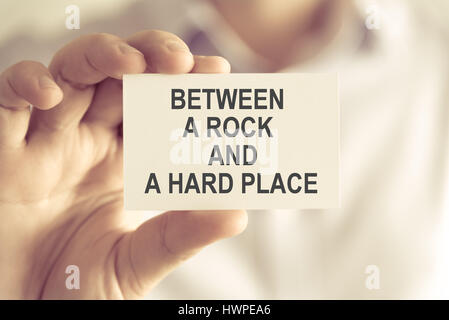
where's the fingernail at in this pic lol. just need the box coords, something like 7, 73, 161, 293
166, 41, 190, 53
119, 44, 142, 56
39, 75, 58, 89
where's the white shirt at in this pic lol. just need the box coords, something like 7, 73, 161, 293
146, 0, 449, 299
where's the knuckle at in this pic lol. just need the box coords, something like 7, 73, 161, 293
158, 214, 179, 258
10, 60, 43, 73
158, 213, 191, 262
133, 29, 185, 43
0, 61, 44, 92
88, 32, 120, 45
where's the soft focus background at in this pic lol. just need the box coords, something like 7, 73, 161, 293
1, 0, 449, 299
1, 0, 449, 69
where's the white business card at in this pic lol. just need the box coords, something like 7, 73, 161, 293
123, 73, 339, 210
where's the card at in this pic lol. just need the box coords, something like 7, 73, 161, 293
123, 73, 339, 210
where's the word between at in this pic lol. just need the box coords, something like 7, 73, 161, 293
171, 88, 283, 110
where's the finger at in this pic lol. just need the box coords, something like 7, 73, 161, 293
29, 33, 146, 134
191, 55, 231, 73
82, 78, 123, 129
83, 31, 195, 130
126, 30, 194, 74
0, 61, 62, 148
115, 210, 247, 298
84, 54, 231, 131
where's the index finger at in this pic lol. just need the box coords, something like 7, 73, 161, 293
49, 33, 146, 87
126, 30, 195, 74
29, 33, 147, 134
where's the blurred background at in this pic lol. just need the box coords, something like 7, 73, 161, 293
1, 0, 449, 299
1, 0, 448, 70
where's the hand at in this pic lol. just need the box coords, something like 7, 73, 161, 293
0, 30, 247, 299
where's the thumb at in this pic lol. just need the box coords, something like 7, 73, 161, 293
114, 210, 247, 298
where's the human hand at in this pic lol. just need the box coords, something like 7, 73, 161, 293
0, 30, 247, 299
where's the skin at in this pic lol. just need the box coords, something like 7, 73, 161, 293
0, 30, 247, 299
0, 0, 345, 300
